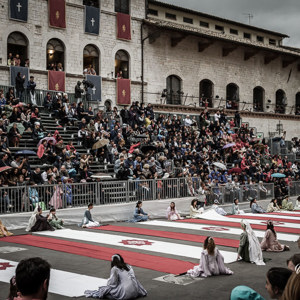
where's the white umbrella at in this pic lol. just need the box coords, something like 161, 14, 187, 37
213, 162, 227, 170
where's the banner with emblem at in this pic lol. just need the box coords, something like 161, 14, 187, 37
86, 75, 102, 101
117, 78, 131, 105
10, 66, 29, 88
85, 5, 100, 35
48, 71, 65, 92
49, 0, 66, 28
117, 13, 131, 40
10, 0, 28, 22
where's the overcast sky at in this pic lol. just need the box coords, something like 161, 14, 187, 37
162, 0, 300, 47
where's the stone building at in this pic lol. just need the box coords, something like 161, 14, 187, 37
0, 0, 299, 138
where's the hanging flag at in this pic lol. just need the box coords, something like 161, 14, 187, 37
10, 66, 29, 88
117, 13, 131, 40
117, 79, 131, 105
48, 71, 65, 92
10, 0, 28, 22
49, 0, 66, 28
86, 75, 102, 101
85, 6, 100, 35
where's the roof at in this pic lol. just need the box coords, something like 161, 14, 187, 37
148, 0, 289, 38
144, 18, 300, 58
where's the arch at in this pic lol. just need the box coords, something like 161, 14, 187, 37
46, 38, 65, 71
199, 79, 214, 108
83, 0, 100, 8
7, 31, 29, 66
295, 92, 300, 115
253, 86, 264, 112
226, 83, 239, 110
104, 99, 112, 112
115, 49, 130, 79
275, 89, 286, 114
166, 75, 182, 105
115, 0, 130, 14
83, 44, 100, 75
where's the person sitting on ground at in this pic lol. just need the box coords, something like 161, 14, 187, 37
80, 203, 100, 228
47, 208, 64, 229
281, 266, 300, 300
281, 195, 294, 211
260, 220, 289, 252
212, 199, 227, 216
190, 199, 204, 218
15, 257, 51, 300
84, 254, 147, 299
265, 267, 293, 300
131, 200, 149, 222
237, 220, 265, 265
267, 198, 281, 213
166, 201, 183, 221
294, 196, 300, 210
187, 236, 233, 278
26, 206, 54, 232
286, 254, 300, 271
231, 198, 244, 215
250, 198, 266, 213
0, 219, 13, 237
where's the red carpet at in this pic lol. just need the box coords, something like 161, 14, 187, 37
178, 219, 300, 234
91, 225, 239, 248
228, 215, 300, 224
269, 212, 300, 217
3, 235, 195, 274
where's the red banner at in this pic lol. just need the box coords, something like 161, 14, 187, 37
49, 0, 66, 28
48, 71, 65, 92
117, 79, 131, 105
117, 13, 131, 40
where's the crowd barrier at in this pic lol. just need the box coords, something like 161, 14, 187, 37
0, 179, 277, 214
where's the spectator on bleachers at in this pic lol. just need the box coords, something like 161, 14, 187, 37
8, 122, 22, 147
31, 167, 43, 185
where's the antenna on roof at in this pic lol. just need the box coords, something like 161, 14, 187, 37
243, 13, 253, 25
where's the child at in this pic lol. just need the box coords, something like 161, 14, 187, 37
47, 208, 64, 229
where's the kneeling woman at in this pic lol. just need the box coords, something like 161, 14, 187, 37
187, 236, 233, 278
85, 254, 147, 299
132, 201, 149, 222
167, 202, 183, 221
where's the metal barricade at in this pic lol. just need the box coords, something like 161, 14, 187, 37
289, 181, 300, 197
0, 185, 28, 214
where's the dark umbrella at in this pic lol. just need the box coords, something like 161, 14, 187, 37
0, 166, 12, 173
228, 167, 242, 174
15, 150, 37, 156
141, 145, 157, 153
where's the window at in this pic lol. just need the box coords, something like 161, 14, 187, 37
215, 25, 224, 31
115, 0, 129, 14
165, 12, 176, 20
230, 28, 238, 35
257, 35, 264, 43
244, 32, 251, 39
200, 21, 209, 28
46, 38, 65, 71
83, 0, 99, 8
148, 9, 158, 16
269, 39, 276, 46
166, 75, 182, 105
183, 17, 193, 24
199, 79, 214, 108
275, 89, 286, 114
226, 83, 239, 110
253, 86, 265, 112
7, 32, 28, 67
83, 44, 99, 75
295, 92, 300, 115
115, 50, 129, 79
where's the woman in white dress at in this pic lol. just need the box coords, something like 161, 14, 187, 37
190, 199, 204, 218
267, 199, 281, 213
85, 254, 147, 299
166, 202, 183, 221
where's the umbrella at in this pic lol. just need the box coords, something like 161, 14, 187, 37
92, 139, 109, 150
15, 150, 37, 156
38, 137, 57, 147
0, 166, 12, 173
271, 173, 286, 178
228, 167, 242, 174
6, 123, 25, 135
223, 143, 236, 149
141, 145, 157, 153
213, 162, 227, 170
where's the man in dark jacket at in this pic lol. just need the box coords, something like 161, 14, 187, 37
15, 72, 25, 101
27, 76, 37, 106
75, 81, 84, 103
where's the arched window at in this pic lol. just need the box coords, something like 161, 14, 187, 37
275, 89, 286, 114
166, 75, 182, 105
226, 83, 239, 110
7, 32, 29, 66
295, 92, 300, 115
199, 79, 214, 107
115, 0, 129, 14
253, 86, 264, 112
83, 44, 99, 75
46, 38, 65, 71
104, 100, 112, 112
115, 50, 129, 79
83, 0, 99, 7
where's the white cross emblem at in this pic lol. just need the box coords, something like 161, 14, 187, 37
17, 2, 22, 12
92, 86, 96, 94
91, 18, 95, 27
